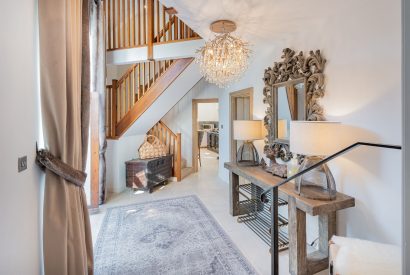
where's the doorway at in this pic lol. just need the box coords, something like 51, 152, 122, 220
230, 88, 254, 162
192, 98, 219, 173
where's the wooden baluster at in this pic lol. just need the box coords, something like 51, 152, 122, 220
112, 80, 118, 137
118, 82, 122, 118
167, 13, 171, 41
127, 0, 130, 47
180, 21, 184, 39
132, 67, 135, 104
137, 64, 141, 100
153, 61, 156, 82
171, 15, 178, 40
107, 0, 111, 49
137, 0, 141, 45
147, 0, 154, 59
148, 61, 151, 89
128, 73, 132, 109
131, 0, 135, 46
143, 0, 146, 44
162, 4, 166, 42
121, 0, 125, 47
112, 0, 120, 49
127, 77, 130, 111
143, 62, 146, 94
121, 80, 124, 115
174, 17, 178, 40
122, 82, 126, 117
156, 0, 160, 42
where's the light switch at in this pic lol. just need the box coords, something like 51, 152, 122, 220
18, 156, 27, 172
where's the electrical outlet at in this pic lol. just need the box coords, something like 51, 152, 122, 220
18, 156, 27, 172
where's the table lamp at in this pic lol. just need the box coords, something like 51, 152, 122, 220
277, 119, 288, 140
290, 121, 341, 200
233, 120, 263, 166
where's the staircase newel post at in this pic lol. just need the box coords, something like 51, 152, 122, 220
147, 0, 154, 60
112, 79, 118, 137
176, 133, 182, 181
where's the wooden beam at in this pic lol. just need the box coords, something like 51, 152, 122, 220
90, 92, 100, 209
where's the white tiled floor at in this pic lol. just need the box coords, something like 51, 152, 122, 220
90, 149, 326, 275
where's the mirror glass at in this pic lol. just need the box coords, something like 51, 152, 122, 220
274, 79, 305, 142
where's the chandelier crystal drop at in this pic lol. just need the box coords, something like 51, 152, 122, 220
196, 27, 251, 88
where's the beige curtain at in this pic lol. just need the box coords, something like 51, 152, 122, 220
38, 0, 93, 274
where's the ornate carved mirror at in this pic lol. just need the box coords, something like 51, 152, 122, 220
263, 48, 326, 177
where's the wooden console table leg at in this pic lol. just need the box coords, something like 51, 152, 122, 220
306, 212, 337, 274
288, 197, 307, 275
229, 172, 240, 216
319, 211, 336, 255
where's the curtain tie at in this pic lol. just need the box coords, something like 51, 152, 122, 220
36, 143, 87, 187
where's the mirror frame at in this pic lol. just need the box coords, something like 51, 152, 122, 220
263, 48, 326, 164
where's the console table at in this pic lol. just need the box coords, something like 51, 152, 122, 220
224, 162, 355, 275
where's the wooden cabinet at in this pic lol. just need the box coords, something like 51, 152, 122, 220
125, 155, 173, 193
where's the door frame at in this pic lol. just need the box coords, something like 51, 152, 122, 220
192, 98, 219, 172
230, 87, 254, 162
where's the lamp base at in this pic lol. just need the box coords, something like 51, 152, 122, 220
236, 141, 259, 166
295, 156, 336, 201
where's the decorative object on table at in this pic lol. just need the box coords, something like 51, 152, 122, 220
262, 48, 327, 178
138, 134, 167, 159
125, 155, 172, 193
264, 124, 292, 178
290, 121, 342, 200
196, 20, 252, 88
233, 120, 263, 166
287, 155, 300, 183
260, 158, 267, 169
94, 196, 257, 275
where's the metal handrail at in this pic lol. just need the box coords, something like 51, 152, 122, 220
265, 142, 401, 275
261, 142, 402, 203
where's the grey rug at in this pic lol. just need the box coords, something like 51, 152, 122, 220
94, 195, 257, 275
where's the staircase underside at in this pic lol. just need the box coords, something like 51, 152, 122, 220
107, 39, 204, 65
123, 59, 201, 136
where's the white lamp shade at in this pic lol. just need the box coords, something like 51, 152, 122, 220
290, 121, 342, 156
233, 120, 263, 141
278, 119, 288, 139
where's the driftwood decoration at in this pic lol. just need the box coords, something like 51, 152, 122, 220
263, 48, 326, 172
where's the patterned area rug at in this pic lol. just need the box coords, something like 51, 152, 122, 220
94, 195, 257, 275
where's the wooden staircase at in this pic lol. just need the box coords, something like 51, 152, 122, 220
147, 120, 181, 181
105, 57, 194, 138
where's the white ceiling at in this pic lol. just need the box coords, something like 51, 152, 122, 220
159, 0, 356, 46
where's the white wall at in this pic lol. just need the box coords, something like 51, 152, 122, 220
106, 135, 146, 193
217, 0, 402, 247
162, 78, 222, 167
198, 102, 219, 121
0, 0, 43, 274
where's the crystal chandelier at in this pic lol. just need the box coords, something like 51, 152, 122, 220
196, 20, 251, 88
